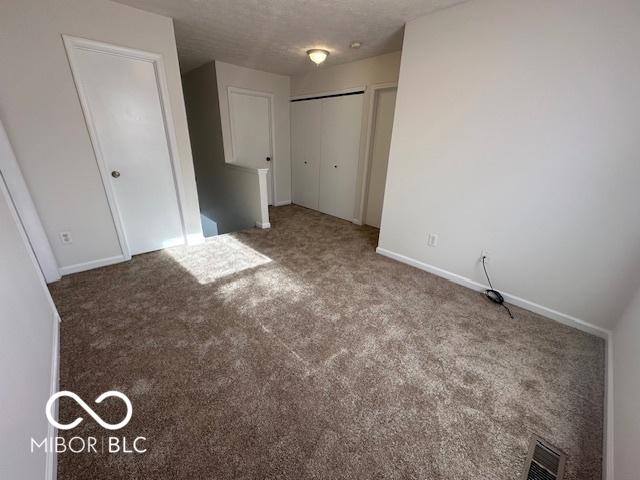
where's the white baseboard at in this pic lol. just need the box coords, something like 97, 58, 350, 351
274, 200, 292, 207
187, 233, 206, 246
376, 246, 614, 478
58, 254, 126, 276
605, 333, 614, 480
255, 221, 271, 229
46, 312, 60, 480
375, 247, 610, 339
352, 218, 363, 226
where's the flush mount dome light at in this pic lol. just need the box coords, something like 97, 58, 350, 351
307, 49, 329, 65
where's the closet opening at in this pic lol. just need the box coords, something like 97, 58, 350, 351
290, 90, 364, 222
291, 89, 365, 102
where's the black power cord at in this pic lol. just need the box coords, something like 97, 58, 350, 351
481, 255, 514, 319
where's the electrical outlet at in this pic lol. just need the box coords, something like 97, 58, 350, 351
480, 249, 490, 263
60, 232, 73, 244
427, 233, 439, 247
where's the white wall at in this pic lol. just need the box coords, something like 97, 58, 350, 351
291, 52, 401, 222
0, 0, 202, 272
215, 61, 292, 206
379, 0, 640, 330
0, 177, 58, 479
613, 284, 640, 479
183, 62, 266, 235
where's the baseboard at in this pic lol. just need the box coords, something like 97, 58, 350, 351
375, 247, 610, 339
187, 232, 206, 246
46, 312, 60, 480
376, 246, 614, 478
58, 255, 126, 276
274, 200, 292, 207
255, 221, 271, 229
352, 218, 363, 226
605, 332, 614, 480
46, 271, 62, 284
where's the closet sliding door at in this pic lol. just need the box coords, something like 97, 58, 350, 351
318, 94, 363, 221
290, 92, 363, 221
291, 99, 322, 210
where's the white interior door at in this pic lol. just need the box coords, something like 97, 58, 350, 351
69, 41, 184, 256
229, 90, 274, 205
291, 99, 321, 210
365, 87, 397, 228
318, 94, 363, 221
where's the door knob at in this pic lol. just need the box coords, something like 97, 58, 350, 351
111, 170, 121, 178
266, 156, 271, 162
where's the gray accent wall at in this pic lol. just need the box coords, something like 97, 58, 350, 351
182, 62, 263, 235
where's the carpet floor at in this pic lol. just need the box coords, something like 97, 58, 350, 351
50, 205, 604, 480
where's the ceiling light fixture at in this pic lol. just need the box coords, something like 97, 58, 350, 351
307, 49, 329, 65
350, 41, 362, 49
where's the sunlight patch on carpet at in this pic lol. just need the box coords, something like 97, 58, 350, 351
164, 235, 272, 284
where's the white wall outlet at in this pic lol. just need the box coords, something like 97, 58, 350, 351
480, 249, 490, 263
60, 232, 73, 244
427, 233, 439, 247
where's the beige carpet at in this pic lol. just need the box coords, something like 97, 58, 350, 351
50, 204, 604, 479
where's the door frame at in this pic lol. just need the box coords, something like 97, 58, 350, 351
0, 119, 61, 283
0, 161, 61, 480
227, 86, 277, 205
357, 82, 398, 226
62, 35, 188, 261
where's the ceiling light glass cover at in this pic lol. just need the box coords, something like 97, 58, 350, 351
307, 49, 329, 65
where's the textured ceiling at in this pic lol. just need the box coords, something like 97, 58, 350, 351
112, 0, 468, 75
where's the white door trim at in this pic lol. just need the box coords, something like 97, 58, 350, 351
227, 86, 277, 205
46, 311, 60, 480
357, 82, 398, 225
0, 120, 61, 283
1, 167, 61, 480
62, 35, 188, 261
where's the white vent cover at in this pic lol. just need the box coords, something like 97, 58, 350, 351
521, 435, 567, 480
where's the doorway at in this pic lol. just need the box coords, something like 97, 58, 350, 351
363, 86, 397, 228
64, 36, 186, 258
228, 87, 275, 205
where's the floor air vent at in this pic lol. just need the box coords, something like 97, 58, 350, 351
521, 436, 566, 480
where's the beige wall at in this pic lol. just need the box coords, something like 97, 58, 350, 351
379, 0, 640, 330
215, 61, 292, 205
614, 285, 640, 480
0, 0, 202, 271
291, 52, 401, 221
183, 63, 265, 235
291, 51, 401, 98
